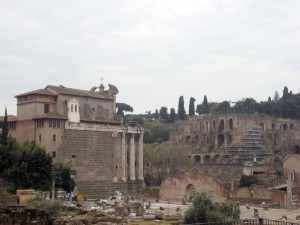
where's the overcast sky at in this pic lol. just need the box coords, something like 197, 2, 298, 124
1, 0, 299, 115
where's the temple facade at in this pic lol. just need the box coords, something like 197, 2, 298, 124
8, 82, 144, 196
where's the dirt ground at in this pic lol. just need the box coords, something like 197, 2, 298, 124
240, 205, 300, 222
152, 201, 300, 222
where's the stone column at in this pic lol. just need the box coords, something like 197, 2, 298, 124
121, 132, 127, 181
130, 133, 136, 180
138, 133, 144, 180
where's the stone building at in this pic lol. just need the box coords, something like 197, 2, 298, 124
7, 82, 144, 196
160, 111, 300, 204
172, 111, 300, 166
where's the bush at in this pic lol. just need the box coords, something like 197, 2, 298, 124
25, 195, 63, 217
239, 174, 259, 187
183, 192, 240, 224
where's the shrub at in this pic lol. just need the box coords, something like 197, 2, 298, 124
25, 195, 63, 217
183, 192, 240, 224
239, 174, 259, 187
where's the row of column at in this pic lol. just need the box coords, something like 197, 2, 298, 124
121, 132, 143, 181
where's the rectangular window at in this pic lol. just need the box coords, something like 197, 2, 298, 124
53, 120, 56, 128
53, 134, 56, 142
36, 120, 44, 128
72, 155, 76, 158
44, 104, 49, 113
49, 120, 52, 128
52, 151, 56, 158
57, 121, 60, 128
39, 134, 41, 142
9, 122, 16, 130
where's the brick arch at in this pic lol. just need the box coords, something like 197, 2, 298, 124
212, 154, 221, 164
218, 119, 225, 132
186, 184, 196, 202
217, 134, 225, 147
228, 118, 233, 130
194, 155, 201, 164
203, 155, 211, 164
205, 121, 209, 133
205, 136, 210, 145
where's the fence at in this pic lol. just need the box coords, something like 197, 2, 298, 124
184, 218, 300, 225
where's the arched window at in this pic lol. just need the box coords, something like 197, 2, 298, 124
229, 119, 233, 130
194, 155, 201, 164
219, 120, 225, 132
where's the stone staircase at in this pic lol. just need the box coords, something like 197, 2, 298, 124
0, 175, 17, 206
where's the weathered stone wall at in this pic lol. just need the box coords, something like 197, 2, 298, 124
57, 129, 122, 182
78, 180, 144, 198
57, 128, 145, 196
229, 186, 272, 200
191, 164, 243, 187
159, 171, 227, 202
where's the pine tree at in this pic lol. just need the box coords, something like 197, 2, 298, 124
189, 97, 196, 116
178, 96, 186, 120
282, 86, 289, 100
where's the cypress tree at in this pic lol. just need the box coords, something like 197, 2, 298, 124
178, 96, 186, 120
154, 109, 159, 120
1, 107, 9, 146
202, 95, 210, 114
170, 108, 176, 123
189, 97, 196, 116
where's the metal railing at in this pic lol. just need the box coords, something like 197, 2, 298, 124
184, 218, 300, 225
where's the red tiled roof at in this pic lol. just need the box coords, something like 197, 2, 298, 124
15, 89, 57, 98
33, 113, 68, 120
46, 85, 114, 100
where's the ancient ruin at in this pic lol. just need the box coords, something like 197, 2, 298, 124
6, 82, 144, 197
159, 110, 300, 207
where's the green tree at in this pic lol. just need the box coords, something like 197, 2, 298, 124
282, 86, 290, 100
0, 136, 20, 173
196, 95, 210, 115
239, 174, 259, 187
169, 108, 176, 123
202, 95, 210, 114
154, 109, 159, 120
1, 107, 9, 146
116, 103, 133, 117
189, 97, 196, 116
234, 98, 258, 112
143, 123, 171, 143
184, 192, 240, 224
4, 139, 53, 192
53, 163, 76, 193
178, 96, 186, 120
159, 106, 169, 123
